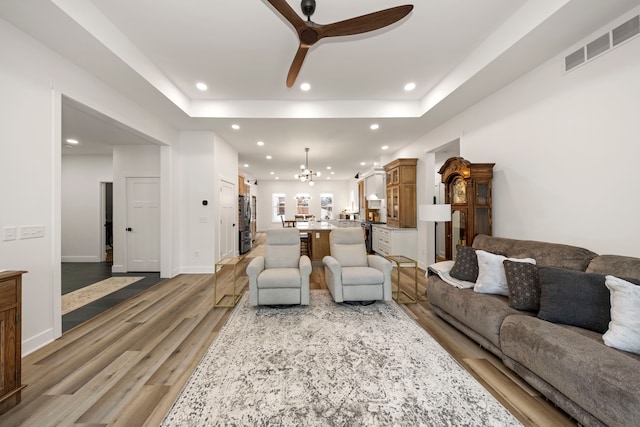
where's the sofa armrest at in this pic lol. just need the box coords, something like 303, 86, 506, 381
247, 256, 264, 306
367, 254, 392, 274
299, 255, 312, 277
322, 255, 344, 302
367, 255, 393, 301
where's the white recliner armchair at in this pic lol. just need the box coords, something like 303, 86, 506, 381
247, 228, 311, 306
322, 228, 392, 303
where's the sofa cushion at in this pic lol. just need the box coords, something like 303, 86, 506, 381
330, 228, 368, 267
537, 267, 610, 334
257, 268, 302, 288
503, 260, 540, 312
501, 315, 640, 427
449, 245, 479, 282
603, 275, 640, 355
264, 228, 301, 269
341, 266, 383, 286
426, 276, 527, 351
474, 250, 535, 296
472, 234, 597, 271
586, 254, 640, 281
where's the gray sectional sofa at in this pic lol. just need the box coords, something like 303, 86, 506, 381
426, 235, 640, 427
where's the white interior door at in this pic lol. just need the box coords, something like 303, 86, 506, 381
126, 177, 160, 272
219, 179, 236, 258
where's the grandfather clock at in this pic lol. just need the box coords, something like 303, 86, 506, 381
439, 157, 494, 260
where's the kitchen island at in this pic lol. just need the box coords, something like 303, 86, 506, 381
296, 221, 362, 261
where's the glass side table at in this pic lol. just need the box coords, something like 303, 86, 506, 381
214, 256, 243, 308
385, 255, 418, 304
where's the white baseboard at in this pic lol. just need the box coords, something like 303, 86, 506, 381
61, 255, 100, 263
180, 266, 215, 274
22, 328, 55, 356
111, 264, 126, 273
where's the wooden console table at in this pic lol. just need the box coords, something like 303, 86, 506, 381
0, 270, 27, 414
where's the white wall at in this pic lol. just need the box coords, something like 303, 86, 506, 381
178, 132, 216, 273
255, 179, 354, 231
0, 18, 178, 354
390, 23, 640, 265
111, 145, 161, 273
61, 154, 113, 262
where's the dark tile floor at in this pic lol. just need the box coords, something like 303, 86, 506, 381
62, 262, 163, 332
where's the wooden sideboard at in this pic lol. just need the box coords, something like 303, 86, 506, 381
0, 270, 26, 414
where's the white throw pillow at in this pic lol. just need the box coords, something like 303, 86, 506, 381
474, 250, 535, 296
603, 275, 640, 355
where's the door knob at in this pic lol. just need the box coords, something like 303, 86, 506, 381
126, 227, 132, 232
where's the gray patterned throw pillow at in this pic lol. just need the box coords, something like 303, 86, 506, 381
449, 246, 479, 282
503, 260, 540, 312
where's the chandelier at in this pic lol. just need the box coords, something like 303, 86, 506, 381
294, 147, 321, 186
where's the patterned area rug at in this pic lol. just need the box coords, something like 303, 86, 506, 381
62, 276, 143, 315
161, 291, 522, 426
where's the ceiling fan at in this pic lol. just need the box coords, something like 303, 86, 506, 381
266, 0, 414, 87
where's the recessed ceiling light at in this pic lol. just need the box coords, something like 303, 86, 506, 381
330, 171, 335, 175
404, 82, 416, 91
370, 123, 379, 130
196, 82, 208, 91
243, 164, 249, 167
300, 82, 311, 91
231, 124, 240, 130
66, 138, 79, 144
257, 141, 264, 146
266, 155, 272, 159
327, 176, 331, 180
275, 177, 279, 180
270, 171, 275, 175
360, 162, 366, 166
381, 145, 389, 150
326, 166, 332, 170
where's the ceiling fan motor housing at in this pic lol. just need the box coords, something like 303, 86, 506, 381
301, 0, 316, 18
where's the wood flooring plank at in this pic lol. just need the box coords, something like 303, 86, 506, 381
464, 358, 575, 427
145, 308, 230, 387
105, 385, 171, 427
75, 317, 205, 425
41, 351, 141, 426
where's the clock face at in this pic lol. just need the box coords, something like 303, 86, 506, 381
452, 177, 467, 204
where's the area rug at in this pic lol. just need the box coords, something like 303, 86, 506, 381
62, 276, 143, 315
161, 290, 522, 426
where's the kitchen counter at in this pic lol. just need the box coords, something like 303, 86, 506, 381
295, 221, 335, 231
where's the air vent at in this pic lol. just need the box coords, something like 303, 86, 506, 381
612, 15, 640, 46
564, 14, 639, 73
586, 34, 610, 60
565, 48, 585, 71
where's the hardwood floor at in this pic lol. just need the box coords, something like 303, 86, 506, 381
0, 233, 576, 426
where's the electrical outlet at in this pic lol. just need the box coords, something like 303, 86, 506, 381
19, 225, 45, 240
2, 226, 16, 241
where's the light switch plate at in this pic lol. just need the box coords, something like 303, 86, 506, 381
3, 226, 16, 241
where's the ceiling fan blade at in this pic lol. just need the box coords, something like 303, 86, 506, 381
265, 0, 305, 30
318, 5, 413, 39
287, 45, 310, 87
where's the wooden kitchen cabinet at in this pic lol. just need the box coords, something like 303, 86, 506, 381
0, 270, 26, 414
372, 225, 417, 260
384, 158, 417, 228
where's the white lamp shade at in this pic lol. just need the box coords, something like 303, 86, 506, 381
419, 204, 452, 222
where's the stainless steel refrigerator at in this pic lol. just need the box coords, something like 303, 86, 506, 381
239, 195, 252, 254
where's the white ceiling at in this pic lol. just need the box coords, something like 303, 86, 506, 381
2, 0, 640, 180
